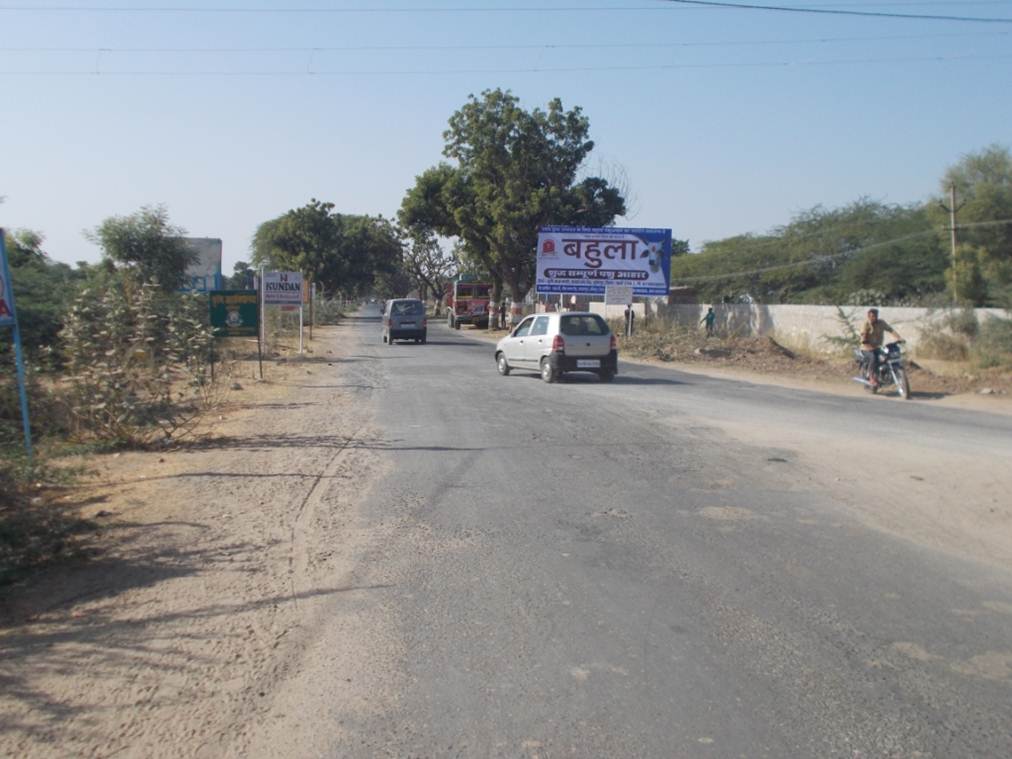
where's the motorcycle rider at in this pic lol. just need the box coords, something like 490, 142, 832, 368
860, 308, 902, 388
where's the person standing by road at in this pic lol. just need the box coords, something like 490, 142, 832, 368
701, 306, 717, 337
624, 304, 636, 337
860, 308, 902, 389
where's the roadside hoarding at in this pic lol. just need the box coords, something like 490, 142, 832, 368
181, 237, 224, 292
209, 290, 259, 338
262, 271, 303, 305
536, 226, 672, 297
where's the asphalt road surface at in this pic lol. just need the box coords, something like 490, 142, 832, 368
327, 306, 1012, 758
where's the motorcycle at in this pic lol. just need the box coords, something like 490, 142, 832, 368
852, 341, 911, 399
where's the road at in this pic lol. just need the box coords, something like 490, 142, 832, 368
270, 306, 1012, 758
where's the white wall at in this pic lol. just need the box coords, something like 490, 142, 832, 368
651, 304, 1008, 354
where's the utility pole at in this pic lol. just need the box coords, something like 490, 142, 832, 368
939, 183, 964, 305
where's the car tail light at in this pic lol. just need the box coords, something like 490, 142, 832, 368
610, 334, 617, 350
552, 334, 565, 352
422, 319, 428, 327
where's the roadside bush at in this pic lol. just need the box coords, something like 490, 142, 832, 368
61, 279, 216, 446
917, 331, 970, 361
972, 316, 1012, 368
0, 454, 95, 585
945, 308, 979, 339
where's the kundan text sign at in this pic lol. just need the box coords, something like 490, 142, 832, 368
536, 226, 672, 297
262, 271, 303, 305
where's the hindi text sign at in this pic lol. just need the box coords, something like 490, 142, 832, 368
536, 226, 672, 297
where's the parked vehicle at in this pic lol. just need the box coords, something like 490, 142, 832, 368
495, 312, 617, 383
382, 298, 427, 344
445, 278, 491, 329
852, 340, 911, 399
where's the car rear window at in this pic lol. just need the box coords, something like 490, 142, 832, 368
560, 314, 609, 336
391, 301, 424, 316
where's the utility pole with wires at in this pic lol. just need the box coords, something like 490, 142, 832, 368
939, 183, 965, 304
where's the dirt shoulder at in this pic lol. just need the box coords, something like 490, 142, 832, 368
0, 324, 387, 759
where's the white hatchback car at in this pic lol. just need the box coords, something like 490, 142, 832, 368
494, 312, 618, 383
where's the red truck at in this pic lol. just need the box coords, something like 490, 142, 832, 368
445, 278, 491, 330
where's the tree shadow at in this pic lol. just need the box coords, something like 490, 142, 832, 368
0, 518, 394, 744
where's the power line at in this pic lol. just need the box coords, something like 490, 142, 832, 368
9, 1, 1003, 15
3, 29, 1008, 54
659, 0, 1012, 24
2, 51, 1010, 76
672, 219, 1012, 284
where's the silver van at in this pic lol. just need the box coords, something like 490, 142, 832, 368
494, 312, 617, 382
382, 298, 427, 344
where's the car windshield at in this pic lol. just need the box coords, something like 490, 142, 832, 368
392, 301, 424, 316
560, 314, 608, 336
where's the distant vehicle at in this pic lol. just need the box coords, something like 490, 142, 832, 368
495, 312, 617, 383
445, 278, 490, 329
382, 298, 427, 344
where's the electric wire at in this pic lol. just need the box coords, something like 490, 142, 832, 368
672, 219, 1012, 284
3, 51, 1010, 76
1, 1, 1010, 16
2, 29, 1008, 54
659, 0, 1012, 23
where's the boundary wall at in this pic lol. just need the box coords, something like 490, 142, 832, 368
589, 302, 1008, 354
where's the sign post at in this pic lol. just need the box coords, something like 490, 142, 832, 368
0, 229, 32, 462
262, 271, 304, 355
209, 289, 261, 381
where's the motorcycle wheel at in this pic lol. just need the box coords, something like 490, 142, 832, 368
895, 367, 911, 400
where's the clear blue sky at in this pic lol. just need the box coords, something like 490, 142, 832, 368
2, 0, 1011, 273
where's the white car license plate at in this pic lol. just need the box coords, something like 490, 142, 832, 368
400, 321, 415, 327
576, 359, 600, 368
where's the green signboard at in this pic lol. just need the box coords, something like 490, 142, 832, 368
209, 290, 259, 337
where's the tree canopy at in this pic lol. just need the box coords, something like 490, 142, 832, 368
88, 205, 195, 291
669, 200, 944, 305
2, 230, 84, 351
931, 144, 1012, 306
251, 200, 403, 297
400, 89, 626, 301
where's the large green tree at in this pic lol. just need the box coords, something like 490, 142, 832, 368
669, 199, 943, 305
931, 144, 1012, 306
88, 205, 195, 290
401, 89, 626, 303
1, 230, 84, 350
252, 200, 403, 297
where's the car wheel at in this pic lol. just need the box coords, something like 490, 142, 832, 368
421, 335, 427, 345
540, 358, 557, 383
496, 352, 511, 376
382, 334, 387, 344
599, 370, 615, 383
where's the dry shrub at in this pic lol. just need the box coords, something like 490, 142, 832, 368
60, 280, 216, 446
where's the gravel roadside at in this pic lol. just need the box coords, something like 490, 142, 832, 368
0, 323, 385, 759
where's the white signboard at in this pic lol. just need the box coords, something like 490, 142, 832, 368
604, 285, 634, 306
182, 237, 223, 292
263, 271, 303, 305
536, 226, 672, 296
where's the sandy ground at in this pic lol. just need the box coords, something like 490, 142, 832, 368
0, 324, 391, 759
